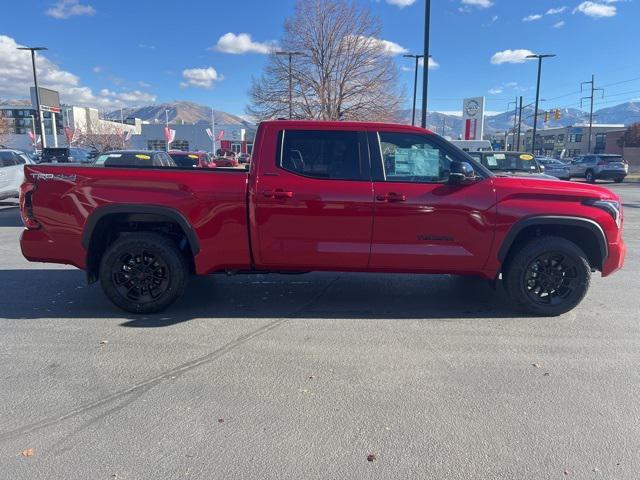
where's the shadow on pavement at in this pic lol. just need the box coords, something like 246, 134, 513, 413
0, 268, 525, 325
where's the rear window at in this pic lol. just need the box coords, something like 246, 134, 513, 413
279, 130, 363, 180
599, 155, 623, 164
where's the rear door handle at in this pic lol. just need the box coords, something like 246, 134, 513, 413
263, 189, 294, 199
377, 192, 406, 203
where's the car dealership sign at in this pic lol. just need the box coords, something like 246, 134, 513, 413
462, 97, 485, 141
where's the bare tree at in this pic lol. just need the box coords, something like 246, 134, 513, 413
0, 115, 10, 146
74, 122, 131, 152
248, 0, 403, 122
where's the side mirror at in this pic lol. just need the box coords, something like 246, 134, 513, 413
449, 161, 476, 185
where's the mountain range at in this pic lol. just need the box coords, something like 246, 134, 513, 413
104, 101, 250, 126
3, 98, 639, 136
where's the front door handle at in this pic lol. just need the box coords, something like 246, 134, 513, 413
263, 189, 294, 199
377, 192, 406, 203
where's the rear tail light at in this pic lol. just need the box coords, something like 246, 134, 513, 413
19, 182, 40, 229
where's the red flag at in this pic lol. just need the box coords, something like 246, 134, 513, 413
163, 127, 176, 143
217, 130, 224, 141
28, 130, 36, 143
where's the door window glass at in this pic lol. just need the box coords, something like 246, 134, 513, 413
377, 132, 456, 183
0, 152, 17, 167
279, 130, 362, 180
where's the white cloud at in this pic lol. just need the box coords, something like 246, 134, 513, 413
489, 81, 521, 95
213, 33, 275, 55
92, 66, 102, 73
138, 81, 151, 88
546, 6, 567, 15
180, 67, 223, 89
402, 57, 440, 71
0, 35, 154, 108
488, 87, 504, 95
491, 49, 535, 64
99, 89, 156, 103
523, 14, 543, 22
461, 0, 493, 8
138, 43, 156, 50
385, 0, 416, 7
573, 1, 617, 18
553, 20, 566, 27
45, 0, 95, 19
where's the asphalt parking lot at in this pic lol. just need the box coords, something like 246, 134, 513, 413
0, 183, 639, 480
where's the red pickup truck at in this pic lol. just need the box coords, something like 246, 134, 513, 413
19, 120, 625, 316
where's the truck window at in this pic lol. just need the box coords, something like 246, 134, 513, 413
376, 132, 456, 183
279, 130, 363, 181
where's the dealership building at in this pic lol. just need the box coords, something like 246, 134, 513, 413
523, 124, 626, 158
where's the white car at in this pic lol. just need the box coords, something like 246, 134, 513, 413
0, 149, 32, 201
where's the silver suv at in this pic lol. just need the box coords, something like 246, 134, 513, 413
569, 154, 628, 183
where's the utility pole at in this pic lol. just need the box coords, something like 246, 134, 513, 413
526, 53, 556, 155
516, 96, 523, 150
441, 116, 446, 136
275, 51, 305, 119
507, 98, 518, 151
581, 74, 604, 154
420, 0, 431, 129
403, 54, 424, 126
17, 46, 48, 149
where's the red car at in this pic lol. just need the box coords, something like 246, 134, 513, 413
19, 120, 625, 315
212, 156, 238, 167
168, 151, 216, 168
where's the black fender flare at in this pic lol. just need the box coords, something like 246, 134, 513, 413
82, 204, 201, 255
497, 215, 608, 263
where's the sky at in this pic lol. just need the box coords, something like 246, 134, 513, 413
1, 0, 639, 117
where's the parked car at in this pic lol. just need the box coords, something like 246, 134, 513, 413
238, 153, 251, 164
40, 147, 70, 163
69, 147, 94, 164
168, 151, 216, 168
467, 151, 556, 179
536, 157, 571, 180
0, 149, 33, 200
569, 154, 628, 183
20, 120, 625, 316
213, 156, 239, 167
94, 150, 177, 168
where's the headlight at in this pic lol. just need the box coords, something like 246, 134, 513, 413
584, 199, 622, 228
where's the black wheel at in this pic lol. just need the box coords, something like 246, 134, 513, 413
585, 170, 596, 183
614, 178, 624, 183
99, 232, 188, 313
504, 236, 591, 316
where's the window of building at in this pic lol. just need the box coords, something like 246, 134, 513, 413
147, 140, 167, 151
568, 134, 583, 143
279, 130, 363, 181
558, 134, 565, 142
231, 143, 242, 154
377, 131, 457, 184
170, 140, 189, 151
247, 143, 254, 155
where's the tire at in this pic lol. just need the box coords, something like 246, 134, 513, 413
504, 236, 591, 316
614, 178, 624, 183
99, 232, 188, 314
585, 170, 596, 183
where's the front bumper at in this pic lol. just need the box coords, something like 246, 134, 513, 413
602, 237, 626, 277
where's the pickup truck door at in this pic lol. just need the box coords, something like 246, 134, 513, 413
253, 129, 373, 270
368, 131, 496, 273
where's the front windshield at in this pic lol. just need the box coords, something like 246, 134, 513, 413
481, 153, 540, 173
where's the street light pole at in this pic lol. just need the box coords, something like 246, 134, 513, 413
516, 96, 523, 150
420, 0, 431, 129
17, 46, 48, 149
526, 53, 556, 155
403, 54, 425, 126
275, 51, 305, 119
